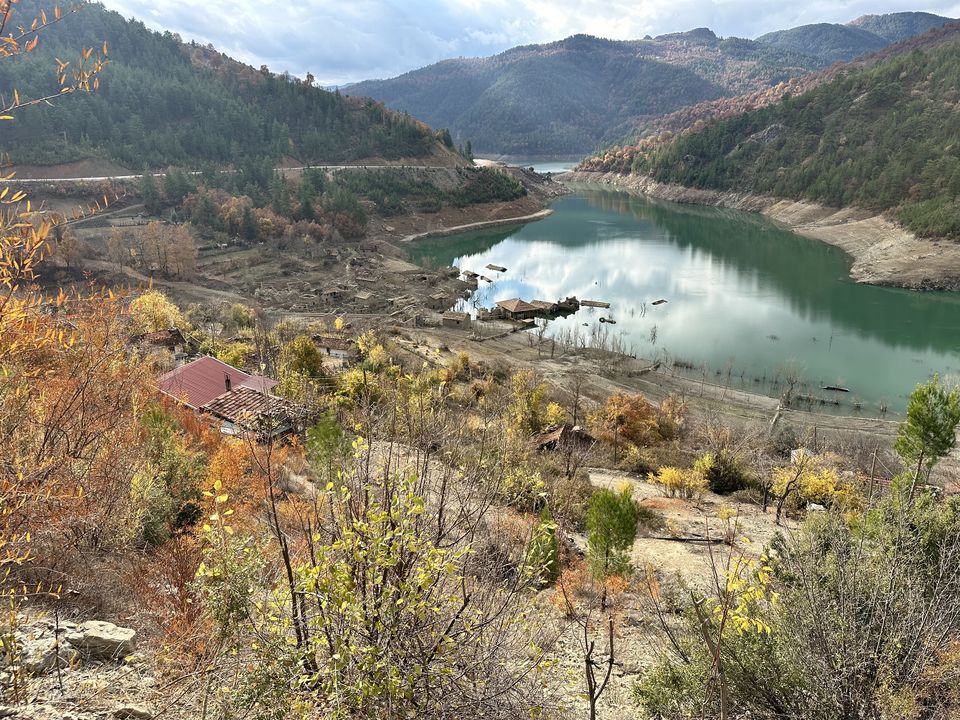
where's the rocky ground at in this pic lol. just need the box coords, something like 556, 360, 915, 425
546, 465, 799, 720
2, 615, 180, 720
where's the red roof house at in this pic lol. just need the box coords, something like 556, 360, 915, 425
157, 356, 278, 410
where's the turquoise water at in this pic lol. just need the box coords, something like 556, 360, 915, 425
410, 188, 960, 416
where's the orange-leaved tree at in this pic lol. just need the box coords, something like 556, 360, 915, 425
0, 0, 114, 663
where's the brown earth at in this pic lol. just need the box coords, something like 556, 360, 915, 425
55, 166, 565, 324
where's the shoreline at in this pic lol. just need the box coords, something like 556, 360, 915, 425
400, 208, 553, 243
561, 171, 960, 292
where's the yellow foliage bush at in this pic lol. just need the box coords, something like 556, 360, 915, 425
649, 466, 707, 500
772, 451, 860, 510
544, 402, 567, 427
129, 289, 187, 333
216, 341, 251, 368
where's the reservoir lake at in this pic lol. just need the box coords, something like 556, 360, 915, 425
409, 187, 960, 417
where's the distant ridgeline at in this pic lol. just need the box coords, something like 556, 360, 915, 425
588, 24, 960, 239
0, 0, 444, 168
348, 12, 953, 157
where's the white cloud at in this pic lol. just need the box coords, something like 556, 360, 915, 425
100, 0, 960, 84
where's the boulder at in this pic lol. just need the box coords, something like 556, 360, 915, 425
2, 626, 78, 677
19, 636, 78, 675
113, 705, 153, 720
65, 621, 137, 661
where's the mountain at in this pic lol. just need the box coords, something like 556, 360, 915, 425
628, 25, 960, 239
755, 12, 953, 63
849, 11, 954, 42
755, 23, 888, 64
348, 32, 820, 157
581, 21, 960, 174
0, 0, 456, 169
348, 12, 953, 157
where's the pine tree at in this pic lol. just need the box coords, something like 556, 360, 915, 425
895, 375, 960, 495
586, 487, 638, 582
140, 168, 161, 215
241, 205, 258, 241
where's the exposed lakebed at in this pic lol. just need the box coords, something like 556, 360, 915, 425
409, 188, 960, 416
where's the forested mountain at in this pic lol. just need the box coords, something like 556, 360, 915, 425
581, 21, 960, 174
0, 0, 451, 168
849, 11, 954, 42
756, 12, 953, 63
348, 12, 952, 157
349, 32, 818, 156
629, 27, 960, 239
754, 24, 888, 64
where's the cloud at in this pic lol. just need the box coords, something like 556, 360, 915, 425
100, 0, 960, 84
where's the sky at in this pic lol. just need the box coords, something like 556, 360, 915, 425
101, 0, 960, 86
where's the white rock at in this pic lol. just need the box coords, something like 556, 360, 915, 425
20, 637, 78, 675
113, 705, 153, 720
65, 621, 137, 661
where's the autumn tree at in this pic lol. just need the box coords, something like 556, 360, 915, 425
0, 0, 113, 616
49, 226, 84, 267
591, 392, 661, 459
771, 450, 856, 523
106, 226, 128, 269
197, 382, 560, 719
137, 220, 197, 279
506, 369, 555, 436
129, 289, 187, 333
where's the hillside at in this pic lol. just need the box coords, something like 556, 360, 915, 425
755, 23, 889, 64
581, 21, 960, 174
626, 28, 960, 239
848, 11, 954, 43
348, 12, 952, 157
0, 0, 457, 169
348, 32, 820, 156
756, 12, 953, 63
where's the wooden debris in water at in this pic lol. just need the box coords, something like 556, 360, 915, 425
822, 385, 850, 393
652, 299, 668, 306
581, 299, 610, 308
485, 263, 507, 272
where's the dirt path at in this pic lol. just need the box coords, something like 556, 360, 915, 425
586, 467, 791, 586
82, 259, 251, 305
400, 208, 554, 242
